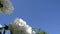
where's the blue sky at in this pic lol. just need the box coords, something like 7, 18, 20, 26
0, 0, 60, 34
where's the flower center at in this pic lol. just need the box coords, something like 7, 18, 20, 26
0, 2, 3, 8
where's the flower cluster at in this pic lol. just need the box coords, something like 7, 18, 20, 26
0, 0, 14, 14
8, 18, 35, 34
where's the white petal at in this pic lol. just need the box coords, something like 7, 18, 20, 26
0, 24, 2, 28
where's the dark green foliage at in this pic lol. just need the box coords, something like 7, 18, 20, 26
37, 27, 48, 34
0, 28, 3, 30
4, 24, 8, 30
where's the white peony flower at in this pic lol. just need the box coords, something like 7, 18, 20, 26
8, 18, 35, 34
0, 0, 14, 14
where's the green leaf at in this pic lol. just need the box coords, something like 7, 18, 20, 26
0, 28, 3, 30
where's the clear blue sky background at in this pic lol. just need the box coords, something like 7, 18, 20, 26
0, 0, 60, 34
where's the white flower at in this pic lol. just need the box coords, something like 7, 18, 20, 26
0, 0, 14, 14
0, 24, 2, 30
0, 24, 2, 28
8, 18, 35, 34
